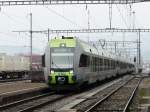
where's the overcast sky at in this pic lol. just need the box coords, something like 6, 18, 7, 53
0, 1, 150, 60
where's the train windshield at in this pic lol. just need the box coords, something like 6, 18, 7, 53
51, 48, 74, 69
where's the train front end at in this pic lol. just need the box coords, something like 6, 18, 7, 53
45, 37, 77, 90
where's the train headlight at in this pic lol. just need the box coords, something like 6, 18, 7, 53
70, 70, 73, 74
51, 71, 54, 74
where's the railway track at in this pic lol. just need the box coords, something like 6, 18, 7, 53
70, 76, 141, 112
0, 75, 140, 112
0, 90, 74, 112
72, 77, 141, 112
32, 75, 135, 112
0, 78, 30, 83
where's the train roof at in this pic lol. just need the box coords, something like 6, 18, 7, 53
49, 37, 76, 48
49, 37, 134, 64
77, 38, 133, 64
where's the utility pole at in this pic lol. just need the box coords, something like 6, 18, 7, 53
30, 13, 33, 72
129, 4, 132, 29
109, 4, 112, 29
138, 30, 141, 66
123, 32, 125, 56
87, 5, 90, 43
136, 30, 141, 73
48, 28, 50, 42
114, 41, 117, 53
132, 11, 135, 29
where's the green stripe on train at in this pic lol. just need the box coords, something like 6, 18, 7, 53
50, 72, 75, 84
49, 38, 76, 47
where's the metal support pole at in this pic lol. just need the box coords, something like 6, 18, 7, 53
87, 8, 90, 42
129, 4, 132, 29
115, 41, 117, 53
138, 31, 141, 66
109, 4, 112, 29
132, 11, 135, 29
30, 13, 33, 71
136, 38, 138, 68
48, 28, 50, 42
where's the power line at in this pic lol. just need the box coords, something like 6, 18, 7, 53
0, 11, 28, 27
115, 5, 129, 29
45, 6, 83, 28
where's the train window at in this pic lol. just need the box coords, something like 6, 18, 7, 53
116, 61, 119, 67
107, 59, 110, 70
113, 61, 116, 69
120, 62, 122, 68
98, 58, 101, 71
94, 57, 96, 71
111, 60, 113, 69
79, 54, 90, 67
95, 57, 97, 71
104, 59, 106, 70
96, 57, 99, 71
110, 60, 112, 69
100, 58, 103, 71
113, 60, 115, 69
120, 62, 122, 69
107, 60, 110, 70
92, 57, 94, 71
104, 59, 108, 70
113, 61, 115, 69
115, 61, 117, 68
52, 48, 73, 53
97, 58, 99, 71
109, 60, 111, 70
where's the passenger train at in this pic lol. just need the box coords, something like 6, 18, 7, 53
43, 37, 135, 90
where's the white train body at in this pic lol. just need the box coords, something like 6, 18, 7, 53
43, 37, 135, 90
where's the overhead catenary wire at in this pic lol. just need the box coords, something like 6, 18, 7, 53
0, 32, 28, 44
115, 4, 129, 29
122, 4, 132, 29
123, 4, 141, 29
45, 6, 84, 29
0, 10, 29, 28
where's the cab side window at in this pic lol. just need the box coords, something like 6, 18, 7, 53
79, 54, 90, 67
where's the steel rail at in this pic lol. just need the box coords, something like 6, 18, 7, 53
0, 91, 55, 110
18, 77, 132, 112
0, 78, 30, 83
18, 93, 74, 112
84, 77, 136, 112
123, 78, 142, 112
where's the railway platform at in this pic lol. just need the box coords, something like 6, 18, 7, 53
138, 77, 150, 112
0, 81, 48, 105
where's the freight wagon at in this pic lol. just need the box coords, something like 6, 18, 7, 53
0, 54, 30, 80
